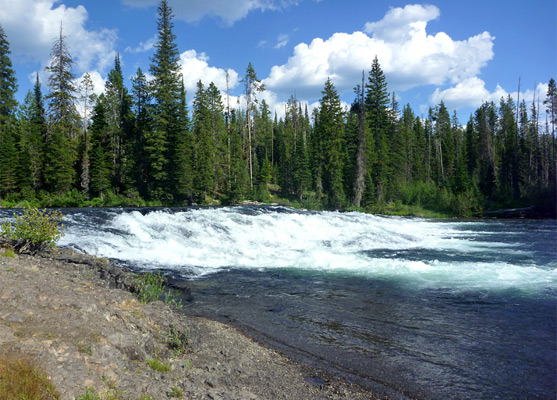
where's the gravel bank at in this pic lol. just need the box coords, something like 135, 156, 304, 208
0, 246, 379, 399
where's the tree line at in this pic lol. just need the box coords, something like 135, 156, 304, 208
0, 0, 555, 216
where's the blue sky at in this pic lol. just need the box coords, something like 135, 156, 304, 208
0, 0, 555, 121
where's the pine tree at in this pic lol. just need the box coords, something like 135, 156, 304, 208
543, 78, 556, 186
316, 78, 345, 208
0, 23, 18, 197
148, 0, 182, 200
46, 24, 79, 131
170, 79, 193, 201
89, 94, 111, 198
365, 56, 390, 205
128, 67, 152, 196
17, 90, 45, 193
105, 54, 131, 192
44, 23, 79, 193
192, 81, 214, 199
0, 23, 17, 122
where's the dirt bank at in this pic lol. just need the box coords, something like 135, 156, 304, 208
0, 246, 379, 399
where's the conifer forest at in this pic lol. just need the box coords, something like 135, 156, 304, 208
0, 1, 555, 217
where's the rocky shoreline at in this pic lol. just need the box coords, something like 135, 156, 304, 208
0, 245, 379, 399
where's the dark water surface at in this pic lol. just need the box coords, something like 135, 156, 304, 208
3, 206, 554, 399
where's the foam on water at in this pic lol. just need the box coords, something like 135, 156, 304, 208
58, 206, 557, 292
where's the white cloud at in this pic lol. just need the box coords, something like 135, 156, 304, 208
0, 0, 117, 79
430, 78, 549, 111
180, 49, 239, 95
275, 33, 290, 49
264, 4, 495, 102
122, 0, 299, 26
125, 35, 157, 53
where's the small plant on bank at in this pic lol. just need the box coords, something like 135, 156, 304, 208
163, 289, 183, 309
0, 207, 64, 254
168, 385, 183, 398
76, 387, 126, 400
165, 326, 189, 357
0, 355, 60, 399
134, 271, 165, 304
146, 358, 171, 373
1, 247, 16, 258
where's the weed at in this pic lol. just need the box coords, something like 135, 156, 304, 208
76, 343, 93, 356
134, 272, 164, 304
1, 247, 16, 258
75, 387, 126, 400
168, 385, 183, 398
165, 326, 189, 357
0, 354, 60, 399
146, 358, 171, 373
163, 289, 183, 309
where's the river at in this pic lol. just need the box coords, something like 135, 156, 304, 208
5, 206, 555, 399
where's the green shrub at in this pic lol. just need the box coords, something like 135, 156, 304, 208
134, 272, 165, 304
165, 326, 189, 357
146, 358, 171, 373
1, 207, 64, 253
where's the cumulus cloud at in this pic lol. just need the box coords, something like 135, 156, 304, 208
122, 0, 299, 26
431, 78, 549, 111
180, 49, 239, 95
0, 0, 117, 76
264, 4, 495, 102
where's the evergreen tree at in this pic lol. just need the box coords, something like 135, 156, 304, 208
45, 24, 79, 130
192, 81, 214, 199
44, 23, 79, 193
365, 56, 390, 205
128, 67, 152, 196
170, 79, 193, 201
148, 0, 182, 200
0, 23, 17, 122
89, 94, 111, 198
316, 78, 345, 208
0, 23, 18, 197
17, 90, 45, 193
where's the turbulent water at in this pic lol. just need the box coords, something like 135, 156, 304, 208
5, 206, 555, 399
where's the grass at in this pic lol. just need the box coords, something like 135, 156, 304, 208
0, 354, 60, 400
1, 247, 16, 258
146, 358, 171, 373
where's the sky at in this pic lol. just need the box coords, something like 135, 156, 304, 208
0, 0, 555, 122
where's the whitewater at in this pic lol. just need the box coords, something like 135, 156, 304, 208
58, 206, 556, 293
2, 205, 554, 399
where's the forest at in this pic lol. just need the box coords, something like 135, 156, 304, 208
0, 0, 555, 217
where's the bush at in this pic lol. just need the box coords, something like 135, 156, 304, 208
0, 207, 64, 254
134, 272, 165, 304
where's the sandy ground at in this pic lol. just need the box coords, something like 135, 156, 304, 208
0, 245, 380, 399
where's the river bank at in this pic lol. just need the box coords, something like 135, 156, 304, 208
0, 245, 379, 400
